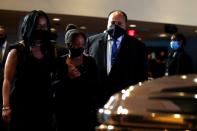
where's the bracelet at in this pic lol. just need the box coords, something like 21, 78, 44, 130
2, 106, 10, 111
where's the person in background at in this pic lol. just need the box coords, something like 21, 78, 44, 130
53, 24, 98, 131
85, 10, 148, 109
50, 27, 68, 57
0, 25, 10, 66
165, 33, 192, 76
155, 50, 167, 78
147, 52, 157, 79
2, 10, 55, 131
0, 25, 10, 131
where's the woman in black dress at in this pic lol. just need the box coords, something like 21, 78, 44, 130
2, 10, 55, 131
54, 24, 99, 131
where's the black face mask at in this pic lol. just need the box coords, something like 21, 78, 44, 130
31, 30, 50, 45
31, 30, 50, 52
107, 24, 126, 40
69, 47, 84, 58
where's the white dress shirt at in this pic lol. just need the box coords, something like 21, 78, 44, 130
107, 35, 123, 74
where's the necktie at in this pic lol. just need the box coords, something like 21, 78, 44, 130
111, 39, 118, 66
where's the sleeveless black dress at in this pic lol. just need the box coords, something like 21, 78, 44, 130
9, 44, 54, 131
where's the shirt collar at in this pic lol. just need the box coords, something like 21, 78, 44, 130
108, 35, 124, 42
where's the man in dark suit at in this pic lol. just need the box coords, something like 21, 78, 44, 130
85, 10, 148, 107
0, 25, 10, 66
165, 33, 192, 76
0, 25, 10, 131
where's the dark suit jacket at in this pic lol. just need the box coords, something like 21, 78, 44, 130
85, 32, 147, 104
166, 48, 192, 75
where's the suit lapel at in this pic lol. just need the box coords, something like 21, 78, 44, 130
98, 33, 108, 74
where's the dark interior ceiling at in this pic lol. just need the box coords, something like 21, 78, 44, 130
1, 9, 197, 43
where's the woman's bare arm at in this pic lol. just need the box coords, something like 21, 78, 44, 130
2, 49, 17, 122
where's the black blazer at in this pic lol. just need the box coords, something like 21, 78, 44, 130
85, 32, 147, 97
166, 48, 192, 75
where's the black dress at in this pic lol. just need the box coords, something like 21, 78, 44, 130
54, 54, 99, 131
9, 44, 55, 131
